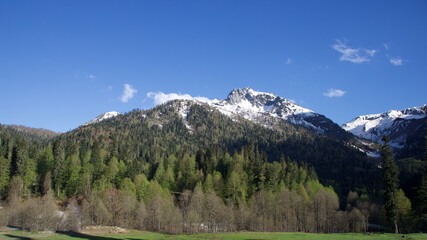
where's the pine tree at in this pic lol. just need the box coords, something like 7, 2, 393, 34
381, 136, 399, 234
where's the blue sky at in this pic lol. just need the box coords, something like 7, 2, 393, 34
0, 1, 426, 132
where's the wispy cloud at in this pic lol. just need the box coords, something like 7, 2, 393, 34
383, 43, 404, 66
312, 65, 329, 70
86, 74, 96, 79
323, 88, 346, 98
121, 84, 137, 103
365, 49, 377, 57
383, 43, 390, 51
389, 56, 403, 66
285, 58, 293, 64
332, 40, 376, 63
147, 91, 210, 105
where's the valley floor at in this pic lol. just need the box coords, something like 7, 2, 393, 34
0, 228, 426, 240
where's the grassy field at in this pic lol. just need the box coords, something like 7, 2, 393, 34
0, 228, 426, 240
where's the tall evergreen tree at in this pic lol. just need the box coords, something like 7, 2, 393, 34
10, 139, 27, 177
381, 136, 399, 234
0, 155, 10, 197
91, 140, 104, 179
415, 119, 427, 231
53, 140, 65, 197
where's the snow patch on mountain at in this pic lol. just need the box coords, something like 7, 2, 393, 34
342, 105, 426, 148
83, 111, 121, 126
206, 87, 324, 132
176, 101, 193, 133
164, 87, 349, 138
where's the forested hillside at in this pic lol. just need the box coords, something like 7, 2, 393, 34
63, 100, 381, 200
0, 125, 380, 233
0, 100, 424, 233
0, 124, 59, 143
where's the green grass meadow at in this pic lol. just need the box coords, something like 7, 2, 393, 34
1, 229, 426, 240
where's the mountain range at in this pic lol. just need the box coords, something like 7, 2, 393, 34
342, 105, 426, 144
86, 87, 355, 140
208, 87, 353, 141
2, 87, 424, 203
342, 105, 426, 159
84, 87, 425, 158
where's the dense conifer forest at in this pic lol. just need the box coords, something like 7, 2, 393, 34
0, 102, 425, 234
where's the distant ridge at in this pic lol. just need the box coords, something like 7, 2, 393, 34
342, 105, 426, 149
1, 124, 59, 142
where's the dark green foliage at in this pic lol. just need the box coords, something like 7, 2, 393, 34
0, 101, 423, 232
55, 101, 380, 203
0, 155, 10, 196
381, 136, 400, 233
11, 138, 28, 177
0, 102, 383, 204
416, 170, 427, 231
53, 140, 66, 197
414, 119, 427, 231
397, 158, 424, 202
0, 124, 59, 143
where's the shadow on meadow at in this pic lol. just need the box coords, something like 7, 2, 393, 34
56, 231, 152, 240
55, 231, 119, 240
4, 234, 33, 240
122, 239, 154, 240
4, 230, 152, 240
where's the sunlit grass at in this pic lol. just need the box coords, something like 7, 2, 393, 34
0, 229, 426, 240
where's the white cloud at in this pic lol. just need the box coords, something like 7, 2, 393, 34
365, 49, 377, 57
86, 74, 96, 79
108, 86, 113, 91
147, 91, 210, 105
121, 84, 137, 103
389, 56, 403, 66
323, 88, 346, 98
285, 58, 293, 64
332, 40, 376, 63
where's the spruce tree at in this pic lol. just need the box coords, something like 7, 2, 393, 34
415, 119, 427, 231
381, 136, 399, 234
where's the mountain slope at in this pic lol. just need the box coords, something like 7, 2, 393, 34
70, 99, 380, 201
80, 87, 355, 142
0, 124, 59, 143
207, 87, 354, 141
342, 105, 426, 151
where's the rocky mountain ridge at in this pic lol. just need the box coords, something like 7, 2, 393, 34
342, 105, 426, 149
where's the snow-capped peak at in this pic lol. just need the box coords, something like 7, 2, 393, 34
209, 87, 314, 122
83, 111, 121, 126
342, 105, 426, 148
161, 87, 349, 139
226, 87, 277, 105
